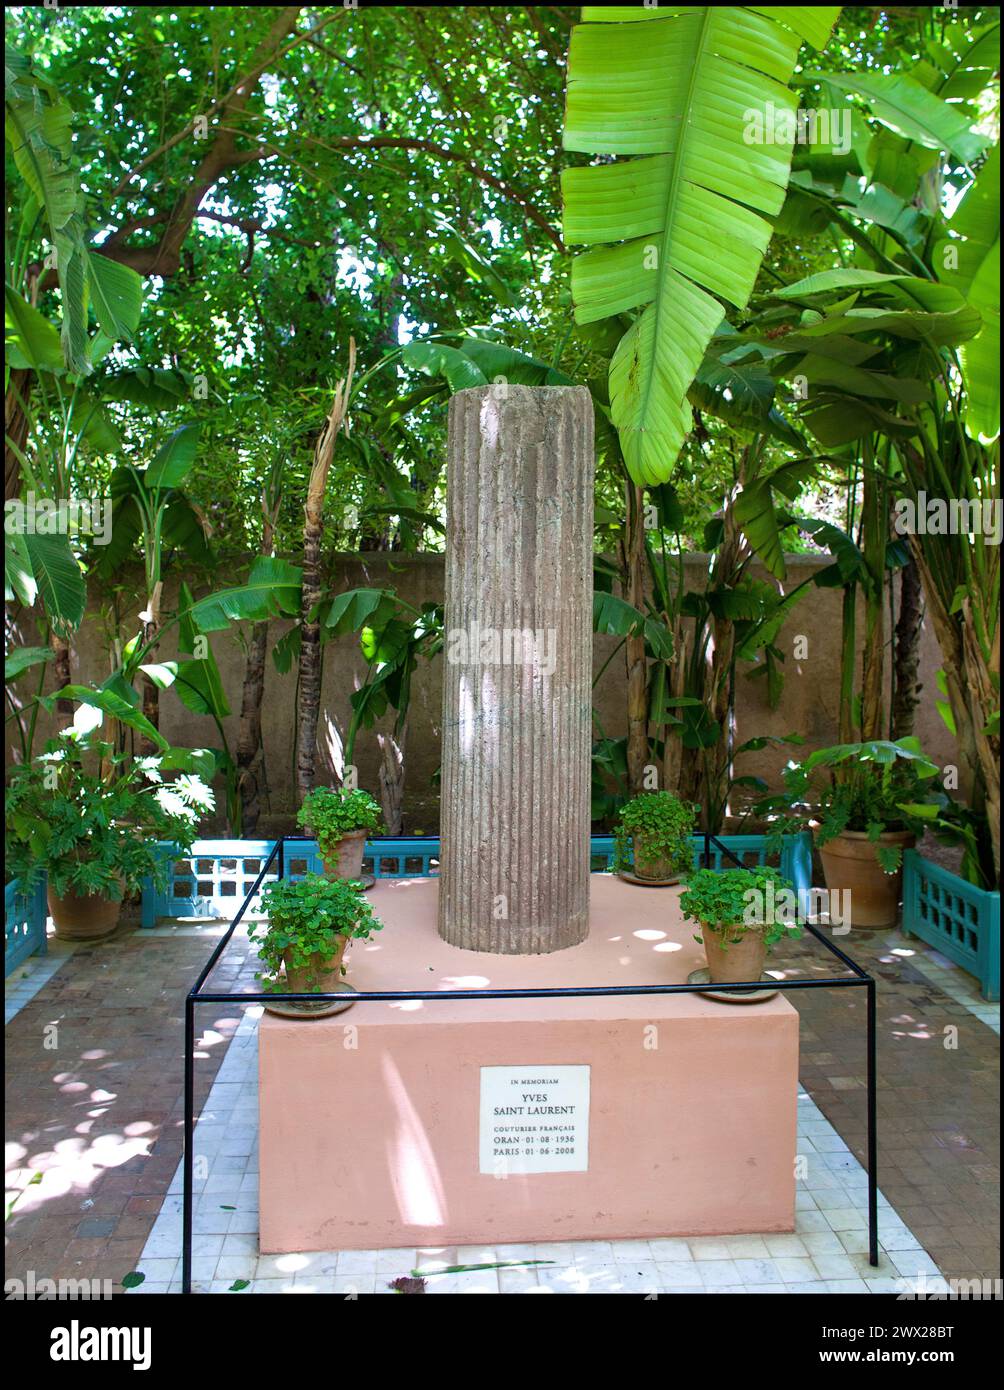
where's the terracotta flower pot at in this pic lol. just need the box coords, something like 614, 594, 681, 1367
282, 935, 349, 995
320, 829, 367, 881
47, 886, 123, 942
631, 834, 683, 884
701, 923, 768, 985
819, 829, 915, 928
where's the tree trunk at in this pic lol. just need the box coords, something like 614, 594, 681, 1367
50, 631, 73, 721
910, 537, 998, 881
891, 555, 924, 739
438, 384, 594, 953
661, 621, 687, 795
236, 618, 270, 834
377, 718, 408, 835
961, 598, 1001, 883
838, 585, 857, 743
5, 368, 32, 502
295, 342, 355, 804
624, 482, 649, 794
859, 466, 886, 740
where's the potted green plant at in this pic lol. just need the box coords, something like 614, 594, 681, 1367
5, 740, 213, 941
297, 786, 384, 880
679, 865, 801, 986
250, 872, 382, 1016
613, 791, 696, 884
761, 738, 944, 928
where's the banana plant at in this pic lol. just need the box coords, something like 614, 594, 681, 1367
561, 4, 841, 484
97, 424, 212, 748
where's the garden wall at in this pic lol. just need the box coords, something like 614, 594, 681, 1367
7, 553, 960, 833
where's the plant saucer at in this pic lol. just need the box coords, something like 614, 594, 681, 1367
687, 968, 780, 1004
263, 982, 358, 1019
617, 870, 681, 888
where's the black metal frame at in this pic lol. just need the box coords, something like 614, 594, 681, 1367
182, 833, 879, 1294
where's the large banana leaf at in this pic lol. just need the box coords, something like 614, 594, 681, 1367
188, 556, 303, 632
85, 250, 143, 343
819, 71, 989, 165
12, 530, 87, 635
4, 286, 65, 372
5, 47, 89, 373
562, 5, 840, 484
938, 147, 999, 444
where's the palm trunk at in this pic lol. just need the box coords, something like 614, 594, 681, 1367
661, 622, 687, 795
839, 585, 857, 743
624, 482, 649, 794
377, 718, 408, 835
910, 537, 999, 882
50, 631, 73, 720
961, 599, 1000, 883
295, 342, 355, 804
859, 466, 886, 740
5, 368, 32, 502
236, 618, 270, 834
891, 555, 924, 739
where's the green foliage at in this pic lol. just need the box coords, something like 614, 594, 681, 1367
762, 738, 944, 873
5, 741, 213, 899
251, 873, 382, 989
679, 866, 800, 948
296, 787, 384, 864
562, 5, 839, 482
613, 791, 696, 876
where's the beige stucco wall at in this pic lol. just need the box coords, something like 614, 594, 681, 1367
6, 552, 959, 833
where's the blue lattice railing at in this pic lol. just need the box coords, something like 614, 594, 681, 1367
902, 850, 1000, 1002
5, 877, 48, 978
141, 831, 813, 926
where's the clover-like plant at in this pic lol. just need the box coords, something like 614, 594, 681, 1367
613, 791, 696, 876
679, 866, 801, 950
251, 873, 382, 992
296, 786, 384, 866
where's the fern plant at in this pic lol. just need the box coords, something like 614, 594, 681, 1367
562, 4, 840, 483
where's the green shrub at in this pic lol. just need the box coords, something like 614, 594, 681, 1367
758, 738, 945, 873
613, 791, 696, 875
297, 786, 384, 864
5, 742, 213, 899
251, 873, 382, 989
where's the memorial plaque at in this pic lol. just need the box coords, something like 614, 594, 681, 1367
479, 1065, 590, 1174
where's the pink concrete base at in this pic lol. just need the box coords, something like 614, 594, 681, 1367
259, 876, 798, 1252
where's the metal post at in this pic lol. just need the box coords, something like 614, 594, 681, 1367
867, 976, 879, 1265
182, 994, 195, 1295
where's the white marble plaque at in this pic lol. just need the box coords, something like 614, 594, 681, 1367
479, 1065, 590, 1174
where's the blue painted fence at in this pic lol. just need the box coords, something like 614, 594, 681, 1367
141, 831, 814, 926
902, 850, 1000, 1002
4, 877, 48, 978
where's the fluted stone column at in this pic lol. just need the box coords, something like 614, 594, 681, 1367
438, 385, 594, 953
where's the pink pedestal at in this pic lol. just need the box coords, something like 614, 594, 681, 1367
259, 877, 798, 1252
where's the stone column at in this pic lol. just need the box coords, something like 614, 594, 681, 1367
438, 385, 594, 953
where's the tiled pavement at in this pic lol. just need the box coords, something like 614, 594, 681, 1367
5, 918, 258, 1291
5, 908, 999, 1295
